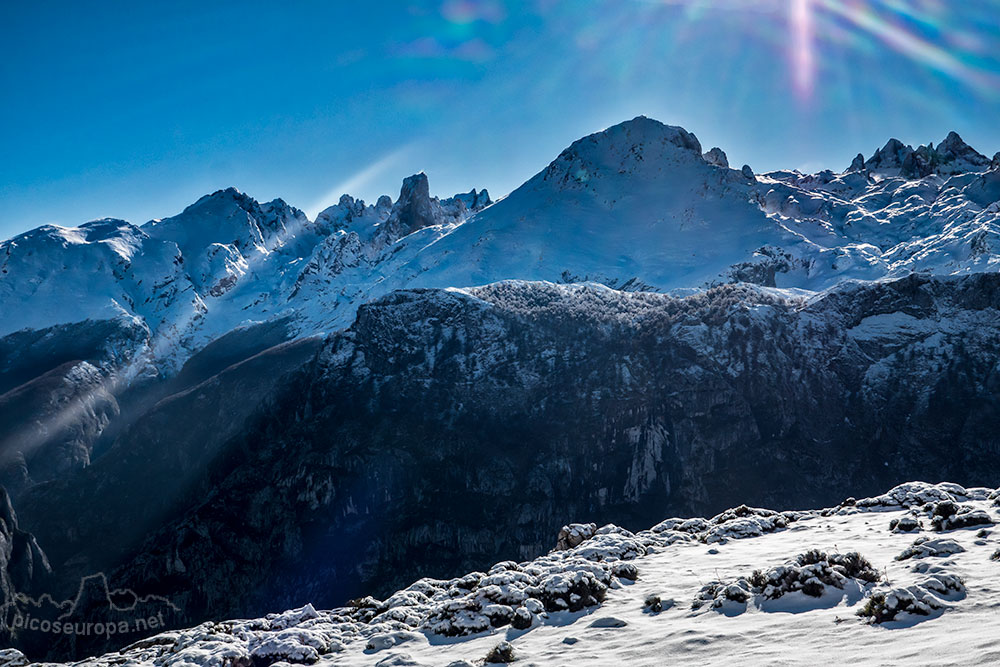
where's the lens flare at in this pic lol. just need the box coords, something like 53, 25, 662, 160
631, 0, 1000, 102
814, 0, 1000, 94
307, 145, 416, 220
791, 0, 816, 100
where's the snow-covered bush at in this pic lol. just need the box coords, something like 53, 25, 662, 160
416, 527, 642, 636
693, 550, 879, 611
484, 640, 516, 663
693, 579, 754, 610
889, 515, 922, 533
926, 500, 994, 531
699, 506, 800, 544
857, 574, 965, 623
528, 569, 609, 612
895, 537, 966, 561
248, 627, 333, 664
0, 650, 28, 667
510, 606, 533, 630
613, 561, 639, 581
856, 482, 963, 509
650, 516, 709, 534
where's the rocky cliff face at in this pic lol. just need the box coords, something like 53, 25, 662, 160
0, 487, 52, 651
13, 273, 1000, 659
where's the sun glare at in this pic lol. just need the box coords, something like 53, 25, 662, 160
791, 0, 816, 100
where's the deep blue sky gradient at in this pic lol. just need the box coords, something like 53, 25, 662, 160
3, 0, 1000, 237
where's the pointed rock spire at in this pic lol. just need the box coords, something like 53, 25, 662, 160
392, 172, 436, 233
704, 147, 729, 169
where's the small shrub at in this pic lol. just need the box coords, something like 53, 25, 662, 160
856, 592, 892, 623
694, 550, 880, 611
510, 607, 533, 630
485, 640, 516, 664
857, 575, 963, 624
484, 604, 515, 628
613, 562, 639, 581
928, 501, 994, 531
889, 516, 921, 533
896, 538, 965, 561
530, 571, 608, 612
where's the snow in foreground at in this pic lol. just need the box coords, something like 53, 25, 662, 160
12, 481, 1000, 667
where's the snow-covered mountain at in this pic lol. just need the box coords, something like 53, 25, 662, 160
3, 116, 998, 378
5, 116, 998, 495
3, 480, 997, 666
2, 116, 1000, 663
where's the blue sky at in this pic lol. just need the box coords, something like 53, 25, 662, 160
3, 0, 1000, 238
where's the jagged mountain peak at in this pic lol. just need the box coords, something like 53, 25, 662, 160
605, 115, 703, 152
450, 187, 492, 211
185, 186, 259, 213
860, 132, 991, 178
374, 172, 492, 242
862, 137, 914, 173
933, 130, 990, 167
260, 197, 303, 217
399, 171, 430, 199
143, 186, 274, 250
941, 129, 964, 145
314, 192, 393, 235
259, 198, 309, 236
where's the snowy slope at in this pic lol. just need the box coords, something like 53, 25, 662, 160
388, 118, 788, 290
13, 481, 999, 667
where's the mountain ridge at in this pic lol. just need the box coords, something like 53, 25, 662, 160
2, 116, 1000, 662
